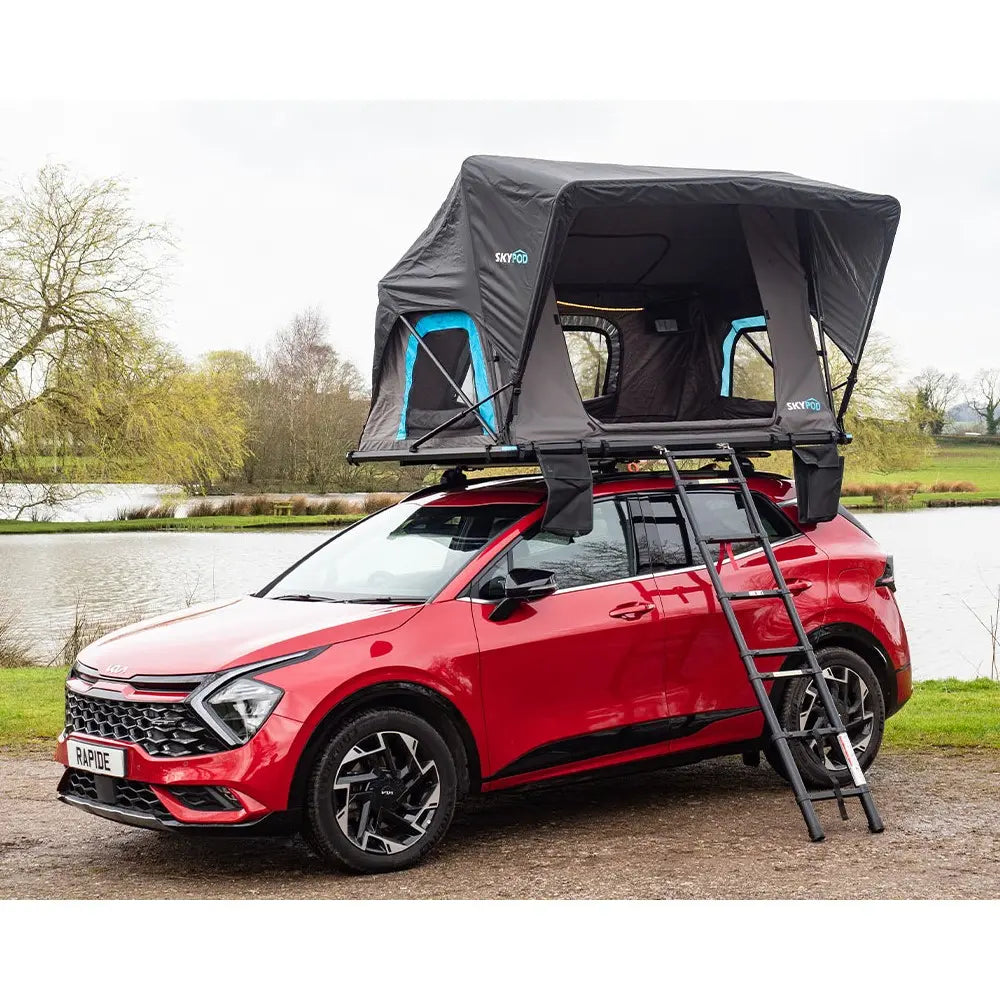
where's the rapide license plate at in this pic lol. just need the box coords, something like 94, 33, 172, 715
67, 739, 126, 778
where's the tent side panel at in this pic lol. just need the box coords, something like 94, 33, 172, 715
739, 206, 838, 438
513, 288, 596, 444
810, 210, 892, 364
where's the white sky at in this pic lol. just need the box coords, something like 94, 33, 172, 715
1, 101, 996, 383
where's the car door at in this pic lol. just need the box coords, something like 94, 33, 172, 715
470, 497, 671, 782
639, 489, 827, 752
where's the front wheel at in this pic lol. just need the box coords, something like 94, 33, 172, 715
764, 647, 885, 789
304, 708, 458, 874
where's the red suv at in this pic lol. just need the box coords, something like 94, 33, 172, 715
56, 470, 911, 873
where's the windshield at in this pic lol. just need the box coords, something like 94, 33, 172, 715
264, 501, 531, 603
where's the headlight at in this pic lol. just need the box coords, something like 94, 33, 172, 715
204, 676, 283, 744
189, 646, 327, 747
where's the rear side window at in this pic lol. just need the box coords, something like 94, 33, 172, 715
495, 499, 633, 591
644, 491, 794, 567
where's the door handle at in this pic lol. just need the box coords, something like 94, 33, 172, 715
786, 579, 812, 594
609, 601, 656, 621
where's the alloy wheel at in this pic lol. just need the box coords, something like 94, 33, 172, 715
333, 730, 441, 855
797, 664, 875, 773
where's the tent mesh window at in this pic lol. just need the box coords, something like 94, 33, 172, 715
561, 314, 622, 419
396, 312, 496, 440
721, 318, 775, 403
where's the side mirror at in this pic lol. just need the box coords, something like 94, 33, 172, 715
486, 568, 557, 622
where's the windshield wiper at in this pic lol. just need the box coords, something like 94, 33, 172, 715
338, 597, 423, 605
271, 593, 338, 602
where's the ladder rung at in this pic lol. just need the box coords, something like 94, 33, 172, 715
779, 726, 842, 740
808, 786, 867, 802
701, 534, 762, 545
725, 589, 789, 600
747, 646, 807, 657
749, 668, 818, 680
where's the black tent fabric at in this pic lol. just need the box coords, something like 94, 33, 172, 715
356, 155, 899, 461
352, 156, 899, 530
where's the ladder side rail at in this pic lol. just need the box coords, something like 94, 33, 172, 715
727, 451, 884, 832
662, 451, 826, 841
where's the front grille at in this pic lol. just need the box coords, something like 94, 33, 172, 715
65, 690, 229, 758
168, 785, 241, 812
61, 769, 171, 820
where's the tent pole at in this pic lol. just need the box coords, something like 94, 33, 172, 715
408, 380, 514, 452
398, 315, 501, 443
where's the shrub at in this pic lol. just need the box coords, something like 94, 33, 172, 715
184, 499, 216, 518
871, 483, 919, 509
363, 493, 397, 514
0, 605, 35, 668
928, 480, 978, 493
308, 497, 355, 515
115, 502, 177, 521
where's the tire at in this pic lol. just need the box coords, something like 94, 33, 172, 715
763, 647, 885, 790
303, 707, 458, 874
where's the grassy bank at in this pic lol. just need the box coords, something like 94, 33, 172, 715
0, 513, 363, 534
2, 669, 997, 753
841, 438, 1000, 511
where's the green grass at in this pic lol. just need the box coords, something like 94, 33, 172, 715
1, 669, 997, 753
0, 513, 362, 534
842, 438, 1000, 510
885, 678, 1000, 750
0, 667, 67, 750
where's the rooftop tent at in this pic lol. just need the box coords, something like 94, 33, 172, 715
352, 156, 900, 530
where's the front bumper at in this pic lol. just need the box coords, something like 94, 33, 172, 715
55, 709, 305, 830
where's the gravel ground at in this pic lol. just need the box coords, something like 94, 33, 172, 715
2, 750, 998, 899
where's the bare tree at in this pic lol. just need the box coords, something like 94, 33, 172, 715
967, 368, 1000, 435
907, 367, 963, 435
0, 164, 170, 507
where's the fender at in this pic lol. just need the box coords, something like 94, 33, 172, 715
282, 674, 485, 811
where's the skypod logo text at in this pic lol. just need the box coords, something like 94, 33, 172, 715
495, 249, 529, 264
786, 398, 823, 412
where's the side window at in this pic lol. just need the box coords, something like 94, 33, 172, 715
503, 500, 632, 591
645, 496, 692, 570
561, 315, 621, 402
644, 491, 794, 566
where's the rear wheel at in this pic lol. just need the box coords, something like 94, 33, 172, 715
764, 647, 885, 789
304, 708, 457, 874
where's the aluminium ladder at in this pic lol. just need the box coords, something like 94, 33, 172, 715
657, 444, 884, 841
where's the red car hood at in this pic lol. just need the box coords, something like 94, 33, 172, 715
77, 596, 422, 679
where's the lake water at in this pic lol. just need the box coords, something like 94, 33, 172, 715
1, 508, 998, 678
0, 483, 370, 522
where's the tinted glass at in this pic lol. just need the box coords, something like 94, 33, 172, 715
266, 502, 526, 602
645, 496, 691, 569
504, 500, 632, 591
646, 491, 793, 565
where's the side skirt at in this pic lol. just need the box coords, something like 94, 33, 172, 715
481, 737, 767, 795
483, 707, 759, 783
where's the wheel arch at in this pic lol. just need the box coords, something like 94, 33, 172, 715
768, 622, 896, 720
287, 682, 482, 812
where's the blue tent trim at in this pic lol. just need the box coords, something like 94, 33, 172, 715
396, 311, 498, 440
720, 315, 767, 397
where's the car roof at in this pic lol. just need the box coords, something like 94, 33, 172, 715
410, 470, 795, 508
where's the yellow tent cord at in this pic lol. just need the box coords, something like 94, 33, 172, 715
556, 300, 644, 313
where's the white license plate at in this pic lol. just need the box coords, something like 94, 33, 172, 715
67, 739, 126, 778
